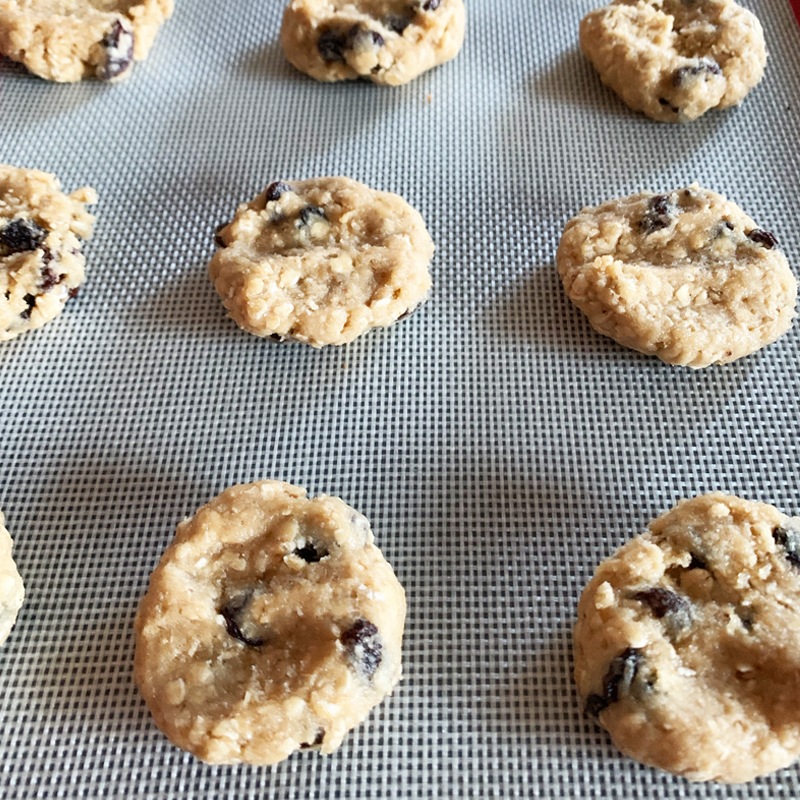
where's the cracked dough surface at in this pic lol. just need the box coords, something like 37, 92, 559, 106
134, 480, 406, 765
0, 510, 24, 647
580, 0, 766, 122
1, 165, 96, 342
0, 0, 173, 82
556, 183, 797, 368
280, 0, 465, 85
209, 176, 434, 347
573, 493, 800, 782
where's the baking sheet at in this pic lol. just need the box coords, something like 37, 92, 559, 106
2, 1, 800, 797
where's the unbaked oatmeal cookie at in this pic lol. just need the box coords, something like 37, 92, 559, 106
210, 177, 434, 347
556, 183, 796, 368
0, 0, 174, 82
280, 0, 465, 85
580, 0, 766, 122
0, 509, 24, 647
1, 165, 96, 342
574, 493, 800, 782
134, 480, 406, 765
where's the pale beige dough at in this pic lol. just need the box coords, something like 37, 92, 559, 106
580, 0, 767, 122
280, 0, 465, 85
134, 480, 406, 765
556, 183, 797, 368
0, 510, 25, 647
1, 165, 96, 342
209, 177, 434, 347
574, 493, 800, 782
0, 0, 173, 82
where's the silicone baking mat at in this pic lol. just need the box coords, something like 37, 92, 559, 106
2, 1, 799, 797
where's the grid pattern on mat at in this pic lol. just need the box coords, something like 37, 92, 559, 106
1, 1, 800, 797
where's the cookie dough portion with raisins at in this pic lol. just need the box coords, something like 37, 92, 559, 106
0, 509, 24, 647
574, 493, 800, 783
280, 0, 465, 85
134, 480, 406, 765
580, 0, 766, 122
1, 165, 96, 342
556, 183, 797, 368
210, 176, 434, 347
0, 0, 173, 82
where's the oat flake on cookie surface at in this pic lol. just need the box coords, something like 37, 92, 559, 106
1, 165, 97, 342
556, 183, 797, 368
0, 0, 174, 82
280, 0, 465, 85
134, 480, 406, 765
580, 0, 767, 122
574, 493, 800, 782
209, 176, 434, 347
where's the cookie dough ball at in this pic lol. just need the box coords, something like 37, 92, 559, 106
574, 493, 800, 782
209, 177, 434, 347
1, 165, 97, 342
134, 480, 406, 765
556, 184, 797, 368
280, 0, 465, 85
0, 0, 174, 82
580, 0, 767, 122
0, 510, 24, 647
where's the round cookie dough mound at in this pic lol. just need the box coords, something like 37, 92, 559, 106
209, 177, 434, 347
1, 165, 97, 342
0, 510, 25, 647
280, 0, 465, 85
134, 480, 406, 765
580, 0, 767, 122
556, 184, 797, 368
0, 0, 174, 82
574, 493, 800, 783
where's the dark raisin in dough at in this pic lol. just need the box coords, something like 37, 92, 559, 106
97, 19, 135, 81
747, 228, 779, 249
0, 218, 48, 253
773, 526, 800, 569
641, 195, 673, 233
220, 595, 268, 647
341, 618, 382, 678
585, 647, 644, 717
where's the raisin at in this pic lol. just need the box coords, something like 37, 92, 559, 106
584, 647, 643, 718
688, 553, 708, 571
672, 59, 722, 87
97, 19, 135, 81
213, 222, 227, 248
265, 181, 293, 202
294, 540, 328, 562
773, 526, 800, 569
347, 26, 385, 51
747, 228, 778, 249
422, 0, 441, 10
632, 587, 692, 633
0, 218, 47, 253
641, 195, 673, 233
19, 293, 37, 320
300, 729, 325, 749
299, 205, 327, 227
39, 266, 59, 292
658, 98, 679, 114
341, 619, 382, 679
384, 14, 412, 34
632, 587, 688, 618
318, 27, 349, 62
220, 595, 267, 647
68, 287, 80, 300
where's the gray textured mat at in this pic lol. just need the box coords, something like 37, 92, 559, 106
1, 1, 800, 797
